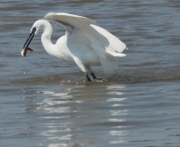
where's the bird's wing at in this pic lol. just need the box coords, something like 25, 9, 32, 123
45, 12, 95, 28
91, 24, 126, 57
44, 12, 109, 59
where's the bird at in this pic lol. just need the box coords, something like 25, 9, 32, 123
22, 12, 126, 81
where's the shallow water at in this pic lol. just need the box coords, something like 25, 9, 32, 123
0, 0, 180, 147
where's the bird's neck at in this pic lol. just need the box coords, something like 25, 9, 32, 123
41, 20, 55, 56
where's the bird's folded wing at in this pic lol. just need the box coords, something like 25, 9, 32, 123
44, 12, 109, 59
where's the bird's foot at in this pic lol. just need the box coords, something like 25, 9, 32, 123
90, 72, 107, 82
85, 72, 107, 82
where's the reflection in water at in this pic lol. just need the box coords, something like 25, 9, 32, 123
7, 82, 180, 147
21, 84, 128, 146
106, 85, 128, 145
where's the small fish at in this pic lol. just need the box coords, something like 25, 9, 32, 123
21, 47, 34, 57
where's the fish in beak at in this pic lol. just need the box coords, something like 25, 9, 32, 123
21, 47, 34, 56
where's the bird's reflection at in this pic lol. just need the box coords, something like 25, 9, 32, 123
22, 84, 128, 146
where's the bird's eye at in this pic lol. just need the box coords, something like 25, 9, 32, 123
32, 27, 36, 31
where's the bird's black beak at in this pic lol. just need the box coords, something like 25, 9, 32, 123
23, 27, 36, 48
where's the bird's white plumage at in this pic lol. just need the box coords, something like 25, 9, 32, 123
30, 12, 126, 76
91, 25, 126, 56
45, 12, 109, 59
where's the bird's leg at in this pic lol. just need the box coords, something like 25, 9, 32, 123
91, 72, 97, 79
91, 70, 107, 82
85, 72, 92, 82
85, 66, 106, 82
86, 66, 97, 80
73, 60, 92, 82
91, 73, 104, 82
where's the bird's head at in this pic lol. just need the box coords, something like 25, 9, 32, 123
21, 20, 44, 56
30, 19, 45, 36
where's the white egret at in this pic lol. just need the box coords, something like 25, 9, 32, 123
22, 12, 126, 81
